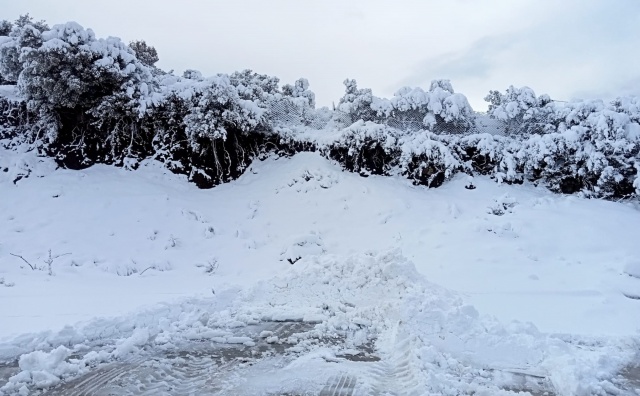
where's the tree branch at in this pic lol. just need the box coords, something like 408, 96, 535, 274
139, 266, 154, 275
9, 253, 36, 270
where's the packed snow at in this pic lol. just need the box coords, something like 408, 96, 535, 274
0, 147, 639, 394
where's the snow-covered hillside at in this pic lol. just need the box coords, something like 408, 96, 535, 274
1, 148, 639, 395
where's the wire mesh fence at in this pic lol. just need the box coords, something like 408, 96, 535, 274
266, 100, 512, 136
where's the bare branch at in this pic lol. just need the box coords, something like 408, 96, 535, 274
139, 266, 154, 275
9, 253, 36, 270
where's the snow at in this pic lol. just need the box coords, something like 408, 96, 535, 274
112, 327, 150, 357
0, 147, 639, 394
625, 261, 640, 279
1, 346, 83, 393
1, 148, 638, 337
0, 86, 20, 102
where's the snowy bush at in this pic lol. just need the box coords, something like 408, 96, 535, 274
149, 70, 285, 187
1, 15, 638, 200
336, 78, 474, 134
484, 86, 553, 136
128, 40, 158, 67
335, 79, 380, 126
373, 80, 474, 133
9, 20, 160, 168
0, 95, 30, 141
0, 15, 49, 84
184, 74, 266, 142
515, 99, 639, 196
325, 122, 400, 176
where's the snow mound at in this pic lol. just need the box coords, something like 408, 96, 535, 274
0, 250, 636, 395
0, 147, 57, 185
1, 346, 84, 393
279, 232, 326, 264
624, 261, 640, 279
236, 250, 636, 394
278, 167, 340, 193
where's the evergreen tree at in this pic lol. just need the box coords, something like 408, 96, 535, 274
0, 14, 48, 84
129, 40, 159, 67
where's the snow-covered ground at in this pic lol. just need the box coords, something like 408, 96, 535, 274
1, 147, 639, 395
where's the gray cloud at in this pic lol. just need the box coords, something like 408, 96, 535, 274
2, 0, 640, 110
397, 0, 640, 109
399, 36, 511, 85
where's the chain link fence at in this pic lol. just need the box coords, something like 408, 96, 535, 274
266, 100, 511, 136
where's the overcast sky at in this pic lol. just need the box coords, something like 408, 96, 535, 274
4, 0, 640, 110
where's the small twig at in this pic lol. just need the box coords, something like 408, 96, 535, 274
44, 250, 71, 276
139, 266, 154, 275
9, 253, 36, 270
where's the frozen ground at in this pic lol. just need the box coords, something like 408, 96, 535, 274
0, 147, 639, 395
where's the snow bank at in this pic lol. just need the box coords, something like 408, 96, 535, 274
0, 248, 635, 395
625, 261, 640, 279
234, 250, 636, 394
1, 346, 84, 393
0, 145, 57, 185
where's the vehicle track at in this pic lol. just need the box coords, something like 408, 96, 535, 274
42, 321, 366, 396
11, 320, 634, 395
617, 362, 640, 395
366, 323, 424, 396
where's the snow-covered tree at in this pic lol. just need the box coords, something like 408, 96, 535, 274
282, 78, 315, 108
0, 20, 11, 36
269, 78, 320, 128
484, 86, 553, 135
16, 21, 157, 165
229, 69, 279, 104
371, 80, 474, 133
129, 40, 159, 67
337, 79, 378, 124
0, 21, 12, 85
19, 22, 149, 110
185, 74, 267, 143
0, 15, 48, 84
1, 15, 638, 200
171, 73, 272, 185
429, 79, 455, 94
182, 69, 203, 81
0, 19, 12, 84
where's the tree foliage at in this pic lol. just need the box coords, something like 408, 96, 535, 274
129, 40, 159, 67
0, 16, 638, 199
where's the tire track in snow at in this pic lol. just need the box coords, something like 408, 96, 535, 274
319, 373, 357, 396
46, 356, 147, 396
40, 321, 337, 396
364, 321, 560, 396
367, 322, 422, 396
44, 346, 252, 395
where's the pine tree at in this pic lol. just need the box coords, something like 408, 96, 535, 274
129, 40, 159, 67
